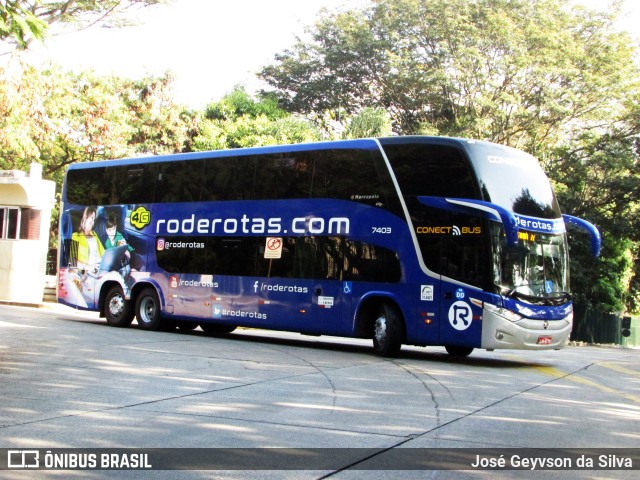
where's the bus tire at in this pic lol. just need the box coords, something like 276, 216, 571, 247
200, 323, 237, 334
135, 288, 163, 331
372, 303, 403, 357
445, 346, 474, 357
104, 285, 134, 327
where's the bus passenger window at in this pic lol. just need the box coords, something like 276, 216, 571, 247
213, 238, 258, 276
66, 167, 114, 205
343, 241, 401, 283
201, 156, 255, 201
156, 160, 205, 203
312, 149, 398, 211
253, 154, 313, 200
383, 143, 478, 199
116, 164, 158, 204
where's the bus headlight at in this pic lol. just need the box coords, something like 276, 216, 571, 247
485, 303, 522, 322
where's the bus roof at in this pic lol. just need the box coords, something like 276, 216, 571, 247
65, 138, 384, 171
64, 136, 485, 171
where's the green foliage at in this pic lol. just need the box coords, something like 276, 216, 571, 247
568, 230, 633, 312
121, 73, 195, 155
548, 126, 640, 312
260, 0, 637, 146
0, 1, 164, 50
1, 65, 124, 184
193, 87, 322, 150
343, 107, 392, 139
204, 88, 287, 122
0, 1, 47, 48
260, 0, 640, 313
0, 63, 191, 186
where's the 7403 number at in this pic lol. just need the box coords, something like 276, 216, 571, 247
372, 227, 392, 234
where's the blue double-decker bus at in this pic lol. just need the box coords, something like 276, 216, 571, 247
57, 136, 600, 357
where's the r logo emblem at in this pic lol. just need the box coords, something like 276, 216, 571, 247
448, 301, 472, 331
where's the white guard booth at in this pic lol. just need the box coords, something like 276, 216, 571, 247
0, 163, 56, 304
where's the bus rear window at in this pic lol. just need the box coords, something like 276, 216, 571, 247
66, 164, 157, 205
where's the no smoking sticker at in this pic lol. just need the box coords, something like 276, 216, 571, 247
264, 237, 283, 259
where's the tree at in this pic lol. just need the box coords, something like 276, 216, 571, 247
0, 64, 191, 186
0, 63, 191, 252
342, 107, 392, 139
0, 64, 127, 184
0, 1, 47, 48
1, 0, 165, 50
192, 87, 322, 151
259, 0, 640, 312
548, 117, 640, 312
260, 0, 637, 147
121, 73, 195, 155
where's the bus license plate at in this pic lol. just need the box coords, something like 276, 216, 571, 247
537, 335, 552, 345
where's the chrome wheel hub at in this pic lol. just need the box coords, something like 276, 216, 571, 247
108, 294, 124, 318
374, 315, 387, 343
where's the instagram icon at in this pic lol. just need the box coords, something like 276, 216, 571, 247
157, 238, 165, 251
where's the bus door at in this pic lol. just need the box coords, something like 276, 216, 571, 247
439, 282, 483, 348
437, 225, 487, 349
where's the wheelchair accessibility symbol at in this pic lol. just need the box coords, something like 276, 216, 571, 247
448, 300, 472, 331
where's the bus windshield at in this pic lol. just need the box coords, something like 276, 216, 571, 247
466, 142, 561, 219
491, 223, 570, 304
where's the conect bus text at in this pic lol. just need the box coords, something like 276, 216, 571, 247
155, 214, 350, 235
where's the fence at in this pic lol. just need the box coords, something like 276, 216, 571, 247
571, 304, 639, 347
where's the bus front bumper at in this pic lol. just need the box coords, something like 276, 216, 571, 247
481, 307, 573, 350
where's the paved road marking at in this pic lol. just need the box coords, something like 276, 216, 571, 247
0, 320, 44, 328
532, 364, 640, 405
598, 361, 640, 378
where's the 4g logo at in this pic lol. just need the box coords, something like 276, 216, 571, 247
130, 206, 151, 230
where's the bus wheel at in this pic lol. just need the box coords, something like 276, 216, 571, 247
372, 303, 403, 357
135, 288, 162, 331
200, 323, 237, 334
445, 346, 474, 357
104, 285, 134, 327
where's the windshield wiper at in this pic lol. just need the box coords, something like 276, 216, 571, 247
500, 287, 571, 306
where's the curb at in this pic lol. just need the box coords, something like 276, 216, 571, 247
0, 300, 78, 312
0, 300, 47, 309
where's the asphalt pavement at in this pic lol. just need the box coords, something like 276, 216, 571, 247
1, 303, 638, 479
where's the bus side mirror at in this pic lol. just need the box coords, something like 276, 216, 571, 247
621, 316, 632, 338
562, 215, 601, 257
